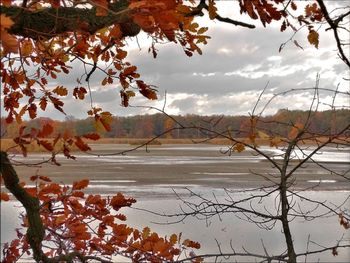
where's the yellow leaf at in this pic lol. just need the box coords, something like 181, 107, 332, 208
169, 234, 177, 245
142, 227, 150, 239
270, 136, 281, 148
197, 27, 208, 34
307, 30, 319, 48
234, 143, 245, 153
257, 130, 269, 139
55, 215, 66, 225
20, 40, 33, 56
94, 119, 105, 134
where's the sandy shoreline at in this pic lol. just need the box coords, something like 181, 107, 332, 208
3, 144, 348, 199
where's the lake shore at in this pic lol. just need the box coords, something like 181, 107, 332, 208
3, 144, 349, 200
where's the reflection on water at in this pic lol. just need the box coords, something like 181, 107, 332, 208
1, 145, 349, 262
1, 189, 350, 262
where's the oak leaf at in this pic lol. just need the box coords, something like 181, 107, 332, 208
234, 143, 245, 153
307, 30, 319, 48
1, 192, 10, 201
72, 179, 89, 190
52, 86, 68, 96
38, 140, 54, 151
83, 133, 100, 141
75, 136, 91, 151
39, 124, 54, 138
208, 0, 217, 20
288, 122, 304, 139
182, 239, 200, 249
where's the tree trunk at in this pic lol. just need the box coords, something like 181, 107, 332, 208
0, 151, 47, 262
280, 144, 297, 263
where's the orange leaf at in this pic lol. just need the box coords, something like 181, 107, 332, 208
288, 122, 304, 139
110, 193, 136, 211
73, 179, 89, 190
83, 133, 100, 141
183, 239, 200, 249
1, 192, 10, 201
39, 98, 47, 111
123, 66, 137, 75
102, 215, 114, 225
39, 124, 54, 138
70, 223, 87, 233
55, 215, 66, 225
0, 18, 16, 57
234, 143, 245, 153
72, 191, 85, 198
1, 0, 12, 7
75, 232, 91, 240
38, 140, 54, 151
75, 136, 91, 151
52, 86, 68, 96
208, 0, 217, 20
39, 183, 61, 195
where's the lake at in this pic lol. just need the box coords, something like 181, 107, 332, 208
1, 144, 350, 262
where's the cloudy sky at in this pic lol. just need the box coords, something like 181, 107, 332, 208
8, 1, 350, 120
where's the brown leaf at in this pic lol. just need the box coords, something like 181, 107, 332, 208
74, 136, 91, 151
307, 30, 319, 48
208, 0, 217, 20
52, 86, 68, 96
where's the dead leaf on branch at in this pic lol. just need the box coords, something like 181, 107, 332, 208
307, 30, 319, 48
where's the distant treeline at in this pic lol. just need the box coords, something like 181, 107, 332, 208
1, 109, 349, 139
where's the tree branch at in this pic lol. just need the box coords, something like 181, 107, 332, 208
0, 1, 140, 39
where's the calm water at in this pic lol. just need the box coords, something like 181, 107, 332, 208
1, 144, 349, 262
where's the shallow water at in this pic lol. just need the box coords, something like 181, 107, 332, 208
1, 144, 349, 262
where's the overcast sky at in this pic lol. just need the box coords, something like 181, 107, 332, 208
4, 2, 350, 120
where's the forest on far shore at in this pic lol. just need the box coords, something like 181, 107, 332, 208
1, 109, 349, 139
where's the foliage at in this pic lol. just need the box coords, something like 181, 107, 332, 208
2, 109, 349, 141
1, 0, 349, 262
1, 175, 199, 263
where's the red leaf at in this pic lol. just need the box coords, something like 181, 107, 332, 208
75, 136, 91, 151
30, 175, 39, 181
28, 103, 37, 119
39, 183, 61, 195
73, 179, 89, 190
110, 193, 136, 211
123, 66, 137, 75
39, 176, 51, 182
82, 133, 100, 141
39, 124, 54, 138
38, 140, 54, 151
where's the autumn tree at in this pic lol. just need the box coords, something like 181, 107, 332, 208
1, 0, 349, 262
